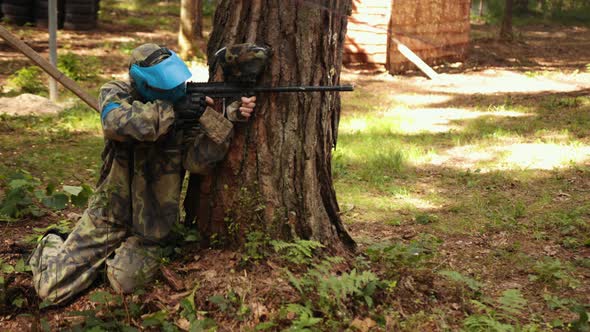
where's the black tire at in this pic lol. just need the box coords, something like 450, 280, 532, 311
64, 0, 92, 5
36, 0, 66, 27
3, 0, 33, 6
64, 13, 95, 22
63, 20, 95, 30
65, 4, 94, 13
1, 4, 32, 16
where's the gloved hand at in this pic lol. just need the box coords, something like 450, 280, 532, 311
173, 92, 207, 130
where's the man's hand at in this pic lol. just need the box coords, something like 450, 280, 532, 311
239, 96, 256, 119
174, 93, 207, 130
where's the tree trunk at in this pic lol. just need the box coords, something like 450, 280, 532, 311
479, 0, 484, 16
178, 0, 203, 58
514, 0, 528, 14
194, 0, 203, 39
500, 0, 514, 40
191, 0, 356, 253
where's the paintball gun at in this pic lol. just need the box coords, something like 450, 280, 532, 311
186, 43, 353, 102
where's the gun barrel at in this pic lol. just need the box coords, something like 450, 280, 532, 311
252, 85, 354, 93
186, 82, 353, 97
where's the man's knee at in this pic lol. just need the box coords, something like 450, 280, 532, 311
106, 237, 160, 294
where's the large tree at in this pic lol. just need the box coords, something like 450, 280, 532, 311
500, 0, 514, 40
184, 0, 355, 253
178, 0, 203, 59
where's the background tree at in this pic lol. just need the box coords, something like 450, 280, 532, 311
178, 0, 203, 58
500, 0, 514, 40
185, 0, 356, 253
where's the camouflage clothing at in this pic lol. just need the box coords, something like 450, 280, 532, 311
30, 79, 234, 305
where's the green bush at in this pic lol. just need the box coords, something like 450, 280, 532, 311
6, 66, 47, 94
58, 52, 100, 81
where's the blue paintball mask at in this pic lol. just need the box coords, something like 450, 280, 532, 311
129, 48, 192, 102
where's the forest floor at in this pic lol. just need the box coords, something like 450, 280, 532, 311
1, 2, 590, 331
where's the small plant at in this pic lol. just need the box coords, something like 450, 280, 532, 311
25, 219, 73, 244
365, 234, 441, 277
58, 52, 100, 81
529, 257, 580, 288
0, 258, 30, 311
6, 66, 47, 94
271, 239, 324, 265
286, 256, 383, 322
209, 290, 250, 321
463, 289, 529, 331
281, 303, 323, 331
241, 231, 271, 264
0, 171, 93, 221
438, 270, 483, 294
180, 286, 218, 331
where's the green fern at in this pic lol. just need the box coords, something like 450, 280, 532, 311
283, 303, 322, 332
462, 289, 528, 331
438, 270, 483, 292
271, 239, 325, 265
498, 289, 527, 317
287, 256, 382, 318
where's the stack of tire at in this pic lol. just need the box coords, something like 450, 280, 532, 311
63, 0, 98, 30
35, 0, 65, 29
1, 0, 35, 26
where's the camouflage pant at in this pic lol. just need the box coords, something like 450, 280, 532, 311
29, 211, 161, 305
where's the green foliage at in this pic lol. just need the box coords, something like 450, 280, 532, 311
463, 289, 528, 331
478, 0, 590, 25
570, 305, 590, 332
543, 294, 579, 310
271, 239, 325, 265
58, 52, 100, 82
241, 231, 271, 264
0, 171, 44, 220
25, 219, 73, 244
529, 257, 580, 288
208, 290, 250, 321
6, 66, 47, 94
281, 303, 322, 332
438, 270, 483, 293
179, 285, 218, 331
287, 256, 382, 321
70, 290, 182, 331
365, 234, 441, 277
203, 0, 217, 17
0, 170, 94, 221
1, 258, 31, 312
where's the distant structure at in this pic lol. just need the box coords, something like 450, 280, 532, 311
0, 0, 98, 30
344, 0, 471, 74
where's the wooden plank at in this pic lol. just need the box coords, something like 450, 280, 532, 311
0, 25, 99, 112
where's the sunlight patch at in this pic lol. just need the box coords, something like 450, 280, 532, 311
380, 107, 531, 134
428, 143, 590, 171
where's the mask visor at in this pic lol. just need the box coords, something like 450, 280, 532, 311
130, 51, 192, 90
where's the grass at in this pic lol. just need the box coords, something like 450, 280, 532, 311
0, 104, 103, 185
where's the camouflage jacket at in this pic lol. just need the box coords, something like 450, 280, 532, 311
89, 81, 233, 242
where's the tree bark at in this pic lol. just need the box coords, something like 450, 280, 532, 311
192, 0, 356, 253
479, 0, 484, 16
500, 0, 514, 40
178, 0, 203, 59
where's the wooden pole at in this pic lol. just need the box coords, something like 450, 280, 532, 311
48, 0, 58, 102
392, 37, 439, 80
0, 25, 99, 112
